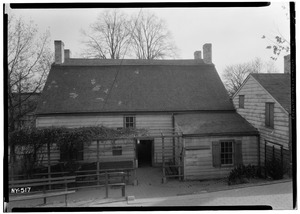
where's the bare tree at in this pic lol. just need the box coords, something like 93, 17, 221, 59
262, 34, 290, 61
129, 11, 178, 59
262, 3, 290, 60
81, 10, 131, 59
222, 58, 279, 97
8, 15, 52, 132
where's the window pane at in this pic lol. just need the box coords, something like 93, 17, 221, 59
239, 95, 244, 108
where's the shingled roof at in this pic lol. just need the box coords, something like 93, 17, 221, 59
251, 73, 291, 113
175, 112, 258, 136
37, 59, 234, 114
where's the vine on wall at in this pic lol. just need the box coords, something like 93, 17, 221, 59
9, 126, 145, 176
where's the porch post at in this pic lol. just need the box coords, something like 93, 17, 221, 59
177, 136, 182, 181
264, 140, 267, 178
182, 137, 186, 181
133, 139, 138, 186
162, 134, 166, 184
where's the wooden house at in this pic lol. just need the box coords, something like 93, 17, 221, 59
35, 41, 259, 180
232, 56, 292, 175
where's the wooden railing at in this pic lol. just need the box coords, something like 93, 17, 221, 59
9, 170, 130, 199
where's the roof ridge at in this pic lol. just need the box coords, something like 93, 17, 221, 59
58, 58, 215, 67
251, 73, 289, 75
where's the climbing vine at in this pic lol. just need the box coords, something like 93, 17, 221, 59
9, 126, 145, 176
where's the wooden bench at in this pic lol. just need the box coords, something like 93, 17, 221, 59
99, 160, 134, 170
99, 160, 136, 185
9, 176, 76, 206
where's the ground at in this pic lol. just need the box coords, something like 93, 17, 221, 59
7, 167, 294, 211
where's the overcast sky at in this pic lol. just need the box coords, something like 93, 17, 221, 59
6, 2, 291, 76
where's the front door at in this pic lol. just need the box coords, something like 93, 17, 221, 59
137, 140, 153, 167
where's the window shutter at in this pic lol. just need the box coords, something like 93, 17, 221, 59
265, 103, 270, 126
212, 141, 221, 167
270, 103, 274, 128
234, 140, 243, 166
133, 116, 136, 128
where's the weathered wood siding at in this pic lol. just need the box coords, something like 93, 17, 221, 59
184, 135, 258, 180
232, 76, 290, 166
136, 115, 173, 165
84, 139, 135, 162
36, 114, 173, 165
36, 115, 124, 128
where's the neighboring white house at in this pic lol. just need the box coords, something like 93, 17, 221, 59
232, 56, 292, 175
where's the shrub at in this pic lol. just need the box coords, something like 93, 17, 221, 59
227, 164, 259, 185
266, 157, 284, 180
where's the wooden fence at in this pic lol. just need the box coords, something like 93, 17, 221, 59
9, 170, 127, 198
264, 140, 290, 177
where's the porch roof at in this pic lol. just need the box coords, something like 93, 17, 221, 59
174, 112, 258, 136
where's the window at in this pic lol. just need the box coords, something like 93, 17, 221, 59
265, 103, 274, 128
221, 141, 233, 165
239, 95, 245, 108
124, 116, 135, 128
212, 140, 243, 167
112, 146, 122, 156
60, 142, 84, 161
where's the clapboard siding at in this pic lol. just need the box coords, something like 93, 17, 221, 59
233, 76, 290, 154
184, 135, 258, 180
36, 114, 173, 165
36, 115, 123, 128
83, 139, 135, 162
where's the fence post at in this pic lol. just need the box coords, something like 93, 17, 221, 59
97, 140, 100, 186
47, 141, 51, 190
105, 171, 108, 198
43, 184, 46, 204
281, 145, 284, 170
10, 145, 15, 181
122, 172, 125, 197
264, 140, 267, 178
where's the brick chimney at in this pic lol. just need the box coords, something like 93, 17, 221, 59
54, 40, 65, 64
194, 51, 202, 60
284, 54, 290, 74
203, 43, 212, 64
64, 49, 71, 60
